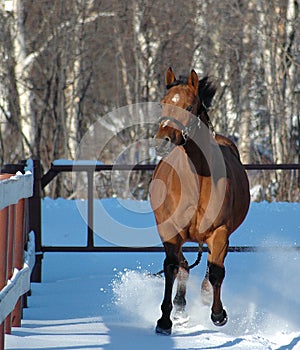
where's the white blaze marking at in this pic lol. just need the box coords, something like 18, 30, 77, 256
162, 120, 169, 128
171, 94, 180, 103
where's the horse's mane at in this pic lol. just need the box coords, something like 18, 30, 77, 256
166, 74, 217, 110
198, 76, 216, 109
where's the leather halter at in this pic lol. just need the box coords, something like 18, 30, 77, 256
158, 113, 201, 144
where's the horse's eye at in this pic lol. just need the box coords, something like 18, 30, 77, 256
186, 105, 193, 112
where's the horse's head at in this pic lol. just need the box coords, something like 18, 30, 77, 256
155, 68, 201, 151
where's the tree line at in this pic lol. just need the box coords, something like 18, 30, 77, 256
0, 0, 299, 200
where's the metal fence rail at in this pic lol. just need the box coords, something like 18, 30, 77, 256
28, 161, 300, 282
41, 245, 300, 253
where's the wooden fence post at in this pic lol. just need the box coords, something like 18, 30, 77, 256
11, 199, 25, 327
0, 174, 13, 350
0, 166, 25, 333
0, 207, 8, 350
5, 205, 16, 334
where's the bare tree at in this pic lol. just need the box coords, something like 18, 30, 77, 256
0, 0, 299, 200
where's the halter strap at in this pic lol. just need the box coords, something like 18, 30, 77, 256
158, 115, 201, 144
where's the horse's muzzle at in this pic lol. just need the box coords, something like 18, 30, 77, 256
155, 138, 175, 157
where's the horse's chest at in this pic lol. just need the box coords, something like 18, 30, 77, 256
150, 149, 203, 233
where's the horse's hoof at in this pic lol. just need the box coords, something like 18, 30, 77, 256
155, 325, 172, 335
211, 309, 228, 326
173, 309, 189, 326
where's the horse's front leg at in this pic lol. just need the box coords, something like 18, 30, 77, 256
201, 265, 213, 306
207, 261, 227, 326
156, 242, 179, 335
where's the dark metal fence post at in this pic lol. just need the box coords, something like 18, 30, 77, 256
29, 160, 43, 283
87, 170, 94, 248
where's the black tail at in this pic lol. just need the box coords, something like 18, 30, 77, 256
152, 243, 203, 277
188, 243, 203, 269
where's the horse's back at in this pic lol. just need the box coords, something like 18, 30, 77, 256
215, 134, 240, 160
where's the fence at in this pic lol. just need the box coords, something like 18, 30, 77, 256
0, 161, 35, 350
28, 160, 300, 283
0, 159, 298, 345
0, 158, 298, 347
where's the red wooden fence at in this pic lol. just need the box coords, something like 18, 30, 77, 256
0, 164, 34, 350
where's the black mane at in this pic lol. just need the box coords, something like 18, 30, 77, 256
166, 74, 217, 110
198, 76, 216, 109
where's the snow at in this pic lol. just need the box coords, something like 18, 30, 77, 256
0, 171, 33, 210
5, 198, 300, 349
0, 232, 35, 323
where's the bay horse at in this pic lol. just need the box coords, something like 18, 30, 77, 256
149, 67, 250, 335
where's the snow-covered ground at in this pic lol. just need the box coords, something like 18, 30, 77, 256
5, 198, 300, 349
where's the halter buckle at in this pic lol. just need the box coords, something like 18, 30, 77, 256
182, 128, 189, 142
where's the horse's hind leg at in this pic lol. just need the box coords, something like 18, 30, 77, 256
156, 242, 179, 335
206, 226, 229, 326
201, 265, 213, 306
173, 253, 189, 311
173, 253, 189, 323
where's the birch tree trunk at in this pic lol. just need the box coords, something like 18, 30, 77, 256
0, 0, 299, 200
237, 1, 254, 165
12, 0, 33, 156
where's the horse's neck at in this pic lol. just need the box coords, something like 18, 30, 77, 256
184, 128, 212, 176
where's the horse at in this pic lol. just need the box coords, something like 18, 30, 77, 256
149, 67, 250, 335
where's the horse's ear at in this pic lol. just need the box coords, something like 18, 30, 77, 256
188, 69, 199, 92
166, 67, 176, 87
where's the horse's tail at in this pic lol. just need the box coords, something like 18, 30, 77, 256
188, 243, 203, 270
153, 243, 203, 277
